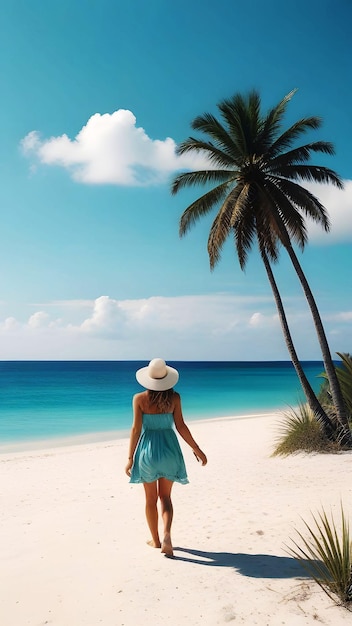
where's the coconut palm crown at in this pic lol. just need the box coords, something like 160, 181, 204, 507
172, 89, 350, 442
173, 89, 341, 266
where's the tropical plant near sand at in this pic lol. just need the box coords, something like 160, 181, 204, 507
171, 89, 350, 445
319, 353, 352, 424
272, 403, 339, 456
274, 352, 352, 454
287, 505, 352, 607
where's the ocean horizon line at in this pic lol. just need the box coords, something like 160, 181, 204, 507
0, 359, 328, 363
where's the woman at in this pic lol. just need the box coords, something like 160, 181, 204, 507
125, 358, 207, 557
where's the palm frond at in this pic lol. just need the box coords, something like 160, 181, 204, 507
233, 210, 257, 269
268, 116, 323, 158
258, 89, 297, 151
269, 142, 336, 170
267, 177, 330, 231
246, 90, 262, 142
228, 183, 251, 227
334, 353, 352, 417
228, 185, 259, 266
191, 112, 243, 161
176, 136, 238, 168
254, 198, 281, 262
171, 169, 233, 195
318, 353, 352, 423
179, 182, 230, 236
207, 197, 238, 268
258, 179, 308, 249
275, 164, 343, 188
218, 91, 262, 155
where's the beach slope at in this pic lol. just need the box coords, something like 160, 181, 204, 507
1, 413, 351, 625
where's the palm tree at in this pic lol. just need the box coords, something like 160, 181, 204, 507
171, 89, 351, 445
261, 249, 334, 438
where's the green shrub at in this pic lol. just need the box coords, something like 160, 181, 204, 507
272, 403, 339, 456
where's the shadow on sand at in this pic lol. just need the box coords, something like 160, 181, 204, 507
172, 547, 314, 579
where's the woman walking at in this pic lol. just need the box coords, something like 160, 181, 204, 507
125, 358, 207, 557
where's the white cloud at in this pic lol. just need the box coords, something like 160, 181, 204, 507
0, 293, 350, 360
305, 180, 352, 243
21, 109, 209, 186
79, 295, 126, 336
28, 311, 50, 328
326, 310, 352, 322
249, 312, 263, 327
3, 317, 19, 330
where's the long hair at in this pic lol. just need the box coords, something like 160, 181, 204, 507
148, 389, 175, 412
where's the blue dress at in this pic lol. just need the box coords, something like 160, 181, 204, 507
129, 413, 189, 484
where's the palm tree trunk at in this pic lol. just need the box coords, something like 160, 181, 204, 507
285, 243, 351, 446
261, 250, 335, 438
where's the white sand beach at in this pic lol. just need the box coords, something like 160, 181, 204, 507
1, 413, 351, 626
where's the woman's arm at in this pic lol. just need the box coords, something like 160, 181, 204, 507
173, 393, 207, 466
125, 394, 143, 476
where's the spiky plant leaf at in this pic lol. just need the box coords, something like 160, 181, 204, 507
287, 505, 352, 606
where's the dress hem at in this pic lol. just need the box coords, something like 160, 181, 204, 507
130, 474, 189, 485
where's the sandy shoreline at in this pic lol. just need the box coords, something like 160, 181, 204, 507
1, 412, 351, 625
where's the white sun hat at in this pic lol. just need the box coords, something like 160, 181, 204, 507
136, 358, 179, 391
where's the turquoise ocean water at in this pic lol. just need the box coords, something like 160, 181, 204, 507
0, 361, 327, 448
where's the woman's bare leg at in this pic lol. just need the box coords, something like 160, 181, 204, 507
158, 478, 174, 556
143, 481, 161, 548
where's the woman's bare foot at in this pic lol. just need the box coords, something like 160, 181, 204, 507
147, 539, 161, 548
161, 533, 173, 557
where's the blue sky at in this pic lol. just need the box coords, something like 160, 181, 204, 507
0, 0, 351, 360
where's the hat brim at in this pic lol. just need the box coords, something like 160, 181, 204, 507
136, 365, 179, 391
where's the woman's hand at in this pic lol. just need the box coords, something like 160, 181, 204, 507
125, 459, 133, 476
193, 448, 207, 466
